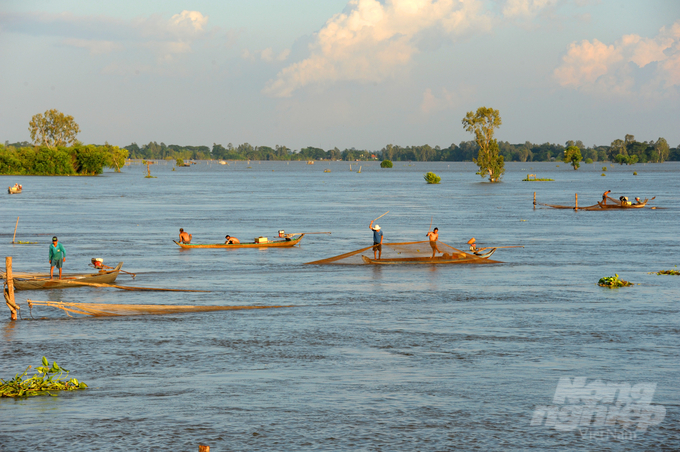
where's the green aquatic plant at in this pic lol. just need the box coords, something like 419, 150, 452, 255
1, 356, 87, 398
649, 266, 680, 276
424, 172, 441, 184
633, 172, 637, 175
381, 159, 393, 168
585, 158, 593, 164
522, 174, 553, 181
598, 274, 633, 288
602, 166, 607, 172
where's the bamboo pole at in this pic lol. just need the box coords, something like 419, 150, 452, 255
533, 192, 536, 209
12, 217, 19, 243
575, 193, 578, 211
373, 211, 389, 222
5, 257, 18, 320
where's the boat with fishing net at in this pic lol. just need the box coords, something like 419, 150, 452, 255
174, 234, 304, 249
538, 195, 656, 211
11, 263, 123, 290
305, 241, 505, 265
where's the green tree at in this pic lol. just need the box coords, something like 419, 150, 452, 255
652, 138, 670, 163
29, 109, 81, 149
381, 159, 393, 168
462, 107, 504, 182
563, 145, 582, 170
104, 143, 128, 172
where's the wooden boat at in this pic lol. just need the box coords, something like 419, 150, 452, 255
540, 196, 655, 211
361, 250, 500, 265
8, 186, 22, 194
596, 197, 653, 209
173, 234, 305, 249
12, 262, 124, 290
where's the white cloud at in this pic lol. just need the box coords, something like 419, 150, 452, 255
61, 38, 123, 55
261, 47, 291, 62
263, 0, 494, 98
502, 0, 556, 18
554, 20, 680, 95
420, 85, 473, 114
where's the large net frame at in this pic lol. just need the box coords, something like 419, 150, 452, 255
25, 300, 290, 317
304, 241, 501, 265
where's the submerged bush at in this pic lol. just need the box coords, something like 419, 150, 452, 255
424, 172, 441, 184
381, 159, 393, 168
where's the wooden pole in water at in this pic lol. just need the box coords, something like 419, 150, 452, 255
5, 257, 18, 320
198, 445, 210, 452
533, 192, 536, 209
12, 217, 19, 243
574, 193, 578, 211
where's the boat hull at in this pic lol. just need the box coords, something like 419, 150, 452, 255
361, 253, 501, 265
173, 234, 304, 249
13, 262, 123, 290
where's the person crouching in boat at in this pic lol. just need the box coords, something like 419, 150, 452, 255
619, 196, 631, 206
369, 220, 383, 260
467, 237, 477, 252
225, 235, 240, 244
179, 228, 192, 244
426, 227, 441, 258
602, 190, 611, 205
634, 197, 643, 205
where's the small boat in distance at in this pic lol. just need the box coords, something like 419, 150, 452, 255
8, 184, 22, 194
174, 234, 305, 249
12, 262, 124, 290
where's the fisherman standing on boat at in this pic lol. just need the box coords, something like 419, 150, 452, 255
179, 228, 192, 244
369, 220, 383, 260
225, 235, 240, 244
426, 227, 441, 258
49, 236, 66, 280
602, 190, 611, 205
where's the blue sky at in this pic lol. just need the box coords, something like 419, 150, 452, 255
1, 0, 679, 150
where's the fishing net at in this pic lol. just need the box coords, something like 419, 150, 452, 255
304, 241, 500, 265
26, 300, 290, 317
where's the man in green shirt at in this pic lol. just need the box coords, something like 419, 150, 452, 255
49, 236, 66, 280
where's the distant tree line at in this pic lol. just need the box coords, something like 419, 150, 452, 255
121, 137, 680, 163
0, 143, 128, 175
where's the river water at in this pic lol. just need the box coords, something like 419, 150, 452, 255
1, 161, 678, 451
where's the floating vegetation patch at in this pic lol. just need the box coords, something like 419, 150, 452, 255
648, 268, 680, 276
523, 174, 554, 181
1, 357, 87, 398
598, 274, 633, 288
424, 172, 441, 184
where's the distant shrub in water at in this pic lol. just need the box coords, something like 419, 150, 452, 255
176, 158, 184, 166
633, 172, 637, 175
602, 166, 607, 172
381, 159, 393, 168
585, 158, 593, 164
424, 172, 441, 184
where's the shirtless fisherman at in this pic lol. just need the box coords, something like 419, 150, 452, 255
426, 227, 441, 258
179, 228, 192, 244
225, 235, 240, 244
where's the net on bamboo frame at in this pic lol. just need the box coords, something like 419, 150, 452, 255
26, 300, 291, 317
304, 241, 501, 265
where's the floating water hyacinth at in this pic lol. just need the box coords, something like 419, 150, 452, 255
598, 274, 633, 288
1, 356, 87, 398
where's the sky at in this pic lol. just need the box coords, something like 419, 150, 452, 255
1, 0, 679, 151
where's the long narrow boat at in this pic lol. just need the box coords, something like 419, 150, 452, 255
13, 262, 124, 290
361, 250, 500, 265
539, 196, 655, 211
173, 234, 304, 249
